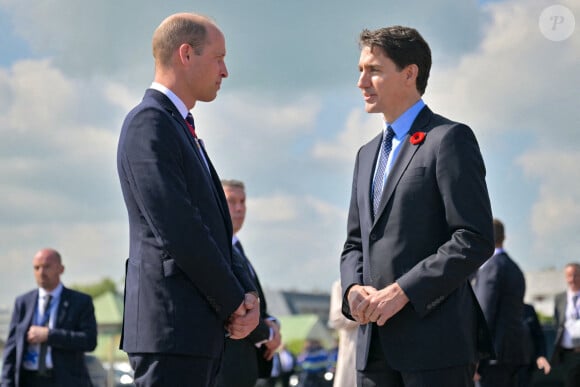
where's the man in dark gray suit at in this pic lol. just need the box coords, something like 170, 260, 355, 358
340, 25, 494, 386
552, 262, 580, 387
472, 219, 527, 386
117, 13, 259, 387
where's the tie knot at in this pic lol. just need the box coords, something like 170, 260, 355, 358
185, 113, 197, 138
186, 113, 194, 125
234, 240, 245, 256
385, 126, 395, 141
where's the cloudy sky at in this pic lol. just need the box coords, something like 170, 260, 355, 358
0, 0, 578, 307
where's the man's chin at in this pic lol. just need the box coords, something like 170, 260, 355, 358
364, 104, 379, 113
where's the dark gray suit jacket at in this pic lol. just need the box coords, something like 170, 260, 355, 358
117, 89, 255, 359
552, 291, 568, 365
341, 106, 494, 371
473, 251, 527, 365
1, 287, 97, 387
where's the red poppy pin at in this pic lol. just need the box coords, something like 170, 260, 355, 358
409, 132, 426, 145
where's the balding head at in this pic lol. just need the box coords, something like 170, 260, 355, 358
32, 248, 64, 291
152, 13, 216, 69
565, 262, 580, 292
151, 12, 227, 109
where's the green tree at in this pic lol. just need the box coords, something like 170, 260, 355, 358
70, 277, 118, 298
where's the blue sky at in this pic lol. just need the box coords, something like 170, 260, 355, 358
0, 0, 578, 306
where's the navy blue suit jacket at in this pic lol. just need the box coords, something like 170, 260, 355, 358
341, 106, 494, 371
473, 251, 527, 365
1, 287, 97, 387
117, 89, 255, 358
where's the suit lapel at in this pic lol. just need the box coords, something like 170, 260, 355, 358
373, 106, 433, 226
362, 133, 383, 228
146, 90, 233, 238
24, 292, 38, 327
234, 241, 267, 313
57, 288, 70, 326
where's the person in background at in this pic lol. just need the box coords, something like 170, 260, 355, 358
551, 262, 580, 387
116, 12, 259, 387
1, 248, 97, 387
340, 25, 494, 387
296, 339, 329, 387
328, 280, 358, 387
517, 303, 551, 387
216, 179, 281, 387
273, 344, 296, 387
472, 218, 527, 386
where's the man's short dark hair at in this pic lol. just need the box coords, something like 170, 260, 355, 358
359, 26, 431, 95
493, 218, 505, 246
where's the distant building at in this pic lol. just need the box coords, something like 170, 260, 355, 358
264, 288, 330, 326
0, 306, 11, 344
524, 269, 566, 317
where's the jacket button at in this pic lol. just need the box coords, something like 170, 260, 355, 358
370, 233, 376, 241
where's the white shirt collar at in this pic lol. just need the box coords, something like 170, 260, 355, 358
39, 282, 63, 300
150, 82, 190, 120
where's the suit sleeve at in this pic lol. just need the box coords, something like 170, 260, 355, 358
119, 108, 245, 320
397, 124, 494, 317
340, 148, 365, 320
473, 259, 500, 331
47, 293, 97, 352
527, 305, 548, 358
1, 299, 21, 387
231, 248, 256, 295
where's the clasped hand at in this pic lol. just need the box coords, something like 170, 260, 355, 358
227, 292, 260, 339
347, 283, 409, 326
262, 319, 282, 360
26, 325, 49, 344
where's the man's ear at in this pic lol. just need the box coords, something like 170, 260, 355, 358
178, 44, 192, 64
405, 64, 418, 81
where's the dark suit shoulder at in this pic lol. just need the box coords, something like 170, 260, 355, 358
61, 287, 93, 303
15, 288, 38, 300
555, 291, 567, 302
482, 253, 524, 279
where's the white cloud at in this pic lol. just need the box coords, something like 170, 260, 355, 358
428, 0, 580, 143
0, 220, 128, 307
0, 60, 74, 132
0, 58, 124, 228
1, 0, 579, 306
240, 193, 347, 292
311, 108, 383, 164
517, 149, 580, 255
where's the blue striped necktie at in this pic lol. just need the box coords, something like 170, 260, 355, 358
372, 126, 395, 217
38, 294, 53, 375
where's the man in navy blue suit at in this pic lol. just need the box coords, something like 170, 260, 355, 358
215, 179, 282, 387
1, 248, 97, 387
117, 12, 259, 387
472, 219, 527, 386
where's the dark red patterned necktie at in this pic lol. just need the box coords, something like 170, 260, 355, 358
185, 113, 197, 138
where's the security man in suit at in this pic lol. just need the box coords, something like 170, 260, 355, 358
552, 262, 580, 387
1, 248, 97, 387
216, 179, 282, 387
340, 25, 494, 386
472, 218, 527, 386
